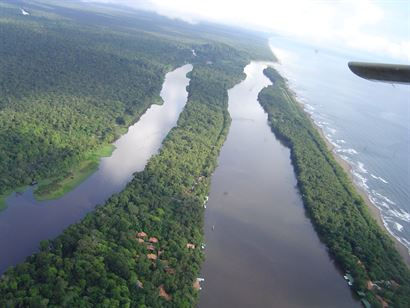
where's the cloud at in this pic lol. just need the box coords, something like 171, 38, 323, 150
82, 0, 410, 61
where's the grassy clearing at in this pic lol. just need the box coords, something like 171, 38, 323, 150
34, 144, 115, 201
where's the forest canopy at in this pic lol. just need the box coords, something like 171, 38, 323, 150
0, 0, 272, 203
259, 67, 410, 308
0, 1, 274, 306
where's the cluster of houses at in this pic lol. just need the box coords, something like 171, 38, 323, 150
136, 232, 173, 301
135, 231, 207, 300
136, 231, 160, 261
189, 176, 205, 193
343, 273, 371, 307
344, 271, 395, 308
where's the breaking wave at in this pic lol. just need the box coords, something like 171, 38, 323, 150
370, 174, 389, 184
271, 48, 410, 252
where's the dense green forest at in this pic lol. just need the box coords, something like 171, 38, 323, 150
0, 0, 272, 205
0, 49, 249, 308
0, 1, 274, 306
0, 4, 185, 203
259, 67, 410, 307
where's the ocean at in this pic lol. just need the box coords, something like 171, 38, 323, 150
269, 37, 410, 252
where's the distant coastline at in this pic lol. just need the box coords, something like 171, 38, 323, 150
310, 110, 410, 266
274, 72, 410, 266
266, 57, 410, 266
277, 75, 410, 266
259, 66, 410, 306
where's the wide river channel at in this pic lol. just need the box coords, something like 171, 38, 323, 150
0, 64, 192, 274
199, 62, 359, 307
2, 61, 360, 307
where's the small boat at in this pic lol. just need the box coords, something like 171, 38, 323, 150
212, 225, 215, 231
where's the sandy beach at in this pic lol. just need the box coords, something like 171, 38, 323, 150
308, 106, 410, 267
279, 77, 410, 266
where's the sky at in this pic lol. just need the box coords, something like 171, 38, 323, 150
83, 0, 410, 62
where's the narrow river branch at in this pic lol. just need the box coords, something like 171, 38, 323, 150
0, 64, 192, 274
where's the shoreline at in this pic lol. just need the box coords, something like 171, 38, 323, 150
33, 95, 165, 201
0, 94, 167, 208
301, 101, 410, 267
260, 65, 410, 305
34, 143, 115, 201
267, 57, 410, 266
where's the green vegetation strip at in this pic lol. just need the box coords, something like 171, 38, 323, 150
34, 144, 115, 201
258, 67, 410, 307
0, 0, 272, 209
0, 4, 188, 201
0, 45, 251, 306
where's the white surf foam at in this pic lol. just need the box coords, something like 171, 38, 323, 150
388, 208, 410, 223
369, 195, 390, 209
394, 222, 404, 232
382, 221, 410, 253
370, 174, 388, 184
328, 139, 341, 149
339, 154, 350, 161
336, 148, 358, 155
269, 43, 410, 251
327, 127, 337, 135
352, 170, 369, 189
305, 104, 315, 111
356, 162, 368, 174
372, 191, 396, 205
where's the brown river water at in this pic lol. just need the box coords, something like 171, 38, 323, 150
198, 62, 359, 308
1, 61, 360, 307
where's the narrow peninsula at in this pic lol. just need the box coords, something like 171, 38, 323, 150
258, 67, 410, 307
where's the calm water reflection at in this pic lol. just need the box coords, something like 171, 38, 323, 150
0, 64, 192, 274
199, 62, 359, 307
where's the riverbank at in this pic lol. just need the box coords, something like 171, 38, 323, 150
0, 186, 26, 211
272, 70, 410, 266
0, 58, 249, 306
259, 66, 410, 307
33, 95, 166, 201
199, 62, 358, 308
0, 64, 193, 276
312, 112, 410, 266
34, 144, 116, 201
0, 143, 117, 207
0, 95, 166, 206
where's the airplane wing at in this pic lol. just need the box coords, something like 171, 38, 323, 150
348, 61, 410, 84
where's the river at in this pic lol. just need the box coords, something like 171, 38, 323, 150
270, 38, 410, 253
199, 62, 359, 307
0, 64, 192, 274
